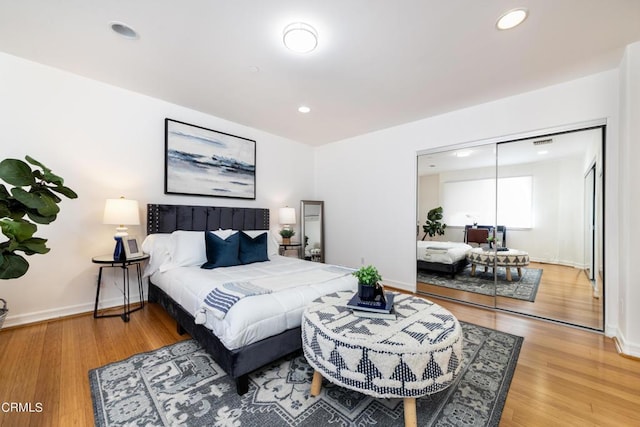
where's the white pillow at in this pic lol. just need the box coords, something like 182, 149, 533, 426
141, 233, 171, 277
167, 230, 208, 269
215, 228, 237, 240
242, 230, 279, 258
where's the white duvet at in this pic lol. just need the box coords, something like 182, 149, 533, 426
416, 241, 472, 264
150, 255, 357, 350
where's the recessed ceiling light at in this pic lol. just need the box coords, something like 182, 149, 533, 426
538, 150, 549, 155
283, 22, 318, 53
455, 150, 472, 158
298, 106, 311, 113
110, 21, 139, 39
496, 8, 528, 30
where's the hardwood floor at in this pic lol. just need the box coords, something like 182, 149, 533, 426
1, 301, 638, 426
418, 262, 603, 329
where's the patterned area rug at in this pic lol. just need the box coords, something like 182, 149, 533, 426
89, 322, 522, 426
418, 266, 543, 302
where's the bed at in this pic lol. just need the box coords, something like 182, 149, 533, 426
145, 204, 356, 395
416, 241, 472, 278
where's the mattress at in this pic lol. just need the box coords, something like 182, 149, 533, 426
416, 241, 472, 264
150, 255, 357, 350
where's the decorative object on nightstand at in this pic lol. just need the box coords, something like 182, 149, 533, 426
103, 197, 140, 261
92, 253, 149, 322
278, 206, 296, 244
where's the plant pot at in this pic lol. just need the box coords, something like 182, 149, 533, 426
282, 237, 291, 245
358, 283, 377, 301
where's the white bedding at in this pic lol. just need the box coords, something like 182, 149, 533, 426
150, 255, 357, 350
417, 241, 471, 264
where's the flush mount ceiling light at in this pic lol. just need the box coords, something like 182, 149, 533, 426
298, 105, 311, 113
283, 22, 318, 53
496, 8, 528, 30
110, 21, 139, 39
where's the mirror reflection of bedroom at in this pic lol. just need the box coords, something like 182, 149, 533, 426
416, 126, 604, 331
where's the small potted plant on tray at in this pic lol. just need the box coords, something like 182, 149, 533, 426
353, 265, 383, 301
279, 228, 295, 245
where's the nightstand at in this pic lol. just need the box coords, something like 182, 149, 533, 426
92, 254, 149, 322
279, 243, 302, 258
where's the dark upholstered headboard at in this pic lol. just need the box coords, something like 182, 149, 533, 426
147, 204, 270, 234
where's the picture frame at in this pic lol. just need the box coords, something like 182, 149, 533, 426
123, 236, 143, 259
164, 118, 256, 199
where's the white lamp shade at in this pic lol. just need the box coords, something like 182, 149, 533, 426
103, 198, 140, 226
279, 207, 296, 225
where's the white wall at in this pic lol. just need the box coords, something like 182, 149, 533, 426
618, 41, 640, 356
316, 69, 624, 338
0, 52, 315, 327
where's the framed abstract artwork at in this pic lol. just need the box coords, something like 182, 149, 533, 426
164, 118, 256, 199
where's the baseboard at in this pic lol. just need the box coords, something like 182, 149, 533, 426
611, 328, 640, 359
1, 293, 143, 329
384, 278, 415, 293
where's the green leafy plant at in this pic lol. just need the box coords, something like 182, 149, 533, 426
353, 265, 382, 287
423, 206, 447, 239
0, 156, 78, 279
279, 228, 295, 238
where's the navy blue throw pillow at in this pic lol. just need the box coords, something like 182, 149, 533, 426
239, 231, 269, 264
201, 231, 241, 269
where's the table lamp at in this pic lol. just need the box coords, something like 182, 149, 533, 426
279, 207, 296, 244
103, 197, 140, 260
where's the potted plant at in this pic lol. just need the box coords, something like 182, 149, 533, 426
422, 206, 447, 240
353, 265, 383, 301
0, 156, 77, 280
279, 228, 295, 245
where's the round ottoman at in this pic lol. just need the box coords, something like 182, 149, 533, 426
468, 247, 530, 281
302, 291, 463, 427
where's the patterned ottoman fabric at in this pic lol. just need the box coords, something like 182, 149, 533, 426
467, 247, 530, 267
302, 291, 463, 399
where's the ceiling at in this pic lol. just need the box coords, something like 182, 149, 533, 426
1, 1, 639, 146
417, 127, 602, 176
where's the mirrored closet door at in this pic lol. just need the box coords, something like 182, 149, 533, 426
300, 200, 324, 263
416, 126, 605, 330
494, 128, 604, 329
416, 143, 497, 308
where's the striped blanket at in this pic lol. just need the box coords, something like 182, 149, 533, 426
201, 281, 271, 320
195, 265, 354, 322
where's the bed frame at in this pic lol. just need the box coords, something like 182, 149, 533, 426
146, 204, 303, 395
417, 258, 468, 279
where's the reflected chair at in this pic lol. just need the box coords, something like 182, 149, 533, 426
466, 228, 489, 247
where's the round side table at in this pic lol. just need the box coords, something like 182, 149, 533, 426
92, 254, 149, 322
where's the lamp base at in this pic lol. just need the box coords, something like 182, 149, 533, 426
113, 237, 126, 261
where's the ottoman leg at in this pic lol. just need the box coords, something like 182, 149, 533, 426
471, 264, 476, 276
506, 268, 512, 281
310, 370, 323, 396
517, 267, 522, 278
403, 398, 417, 427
